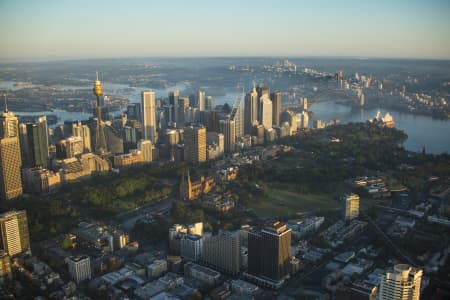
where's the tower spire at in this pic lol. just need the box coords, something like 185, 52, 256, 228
2, 92, 8, 112
93, 72, 107, 155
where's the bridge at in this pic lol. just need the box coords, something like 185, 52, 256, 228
282, 88, 361, 110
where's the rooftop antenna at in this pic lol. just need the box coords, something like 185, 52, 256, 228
96, 70, 99, 81
2, 92, 8, 112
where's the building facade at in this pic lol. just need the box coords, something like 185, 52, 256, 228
0, 110, 23, 201
202, 231, 241, 274
67, 255, 91, 284
248, 221, 291, 282
379, 264, 422, 300
184, 125, 206, 163
141, 90, 157, 143
0, 210, 30, 257
220, 119, 235, 153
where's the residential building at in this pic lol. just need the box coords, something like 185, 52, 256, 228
342, 193, 360, 220
379, 264, 422, 300
202, 231, 241, 274
184, 262, 221, 286
67, 255, 91, 284
0, 210, 30, 257
180, 234, 203, 262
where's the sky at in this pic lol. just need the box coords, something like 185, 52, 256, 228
0, 0, 449, 61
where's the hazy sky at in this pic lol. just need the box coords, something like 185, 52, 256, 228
1, 0, 449, 61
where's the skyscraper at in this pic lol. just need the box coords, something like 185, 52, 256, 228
244, 86, 259, 135
248, 221, 291, 281
26, 116, 49, 168
0, 109, 23, 201
0, 210, 30, 257
220, 119, 235, 153
169, 90, 180, 124
259, 95, 273, 129
72, 122, 92, 153
270, 91, 282, 127
231, 95, 244, 138
141, 90, 157, 144
184, 125, 206, 163
197, 90, 205, 112
205, 96, 214, 111
379, 264, 422, 300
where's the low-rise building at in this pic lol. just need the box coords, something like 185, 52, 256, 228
184, 262, 221, 286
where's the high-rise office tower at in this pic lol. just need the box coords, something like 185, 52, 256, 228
72, 122, 92, 153
197, 90, 205, 112
256, 83, 269, 99
26, 116, 49, 168
270, 91, 282, 127
177, 97, 189, 126
244, 86, 259, 135
231, 95, 244, 138
379, 264, 422, 300
248, 221, 291, 281
342, 193, 360, 220
184, 125, 206, 163
298, 110, 309, 129
0, 210, 30, 257
19, 123, 31, 167
280, 110, 297, 135
0, 108, 23, 201
67, 255, 91, 284
138, 139, 153, 162
169, 90, 180, 124
259, 95, 273, 129
141, 90, 157, 144
220, 119, 235, 153
205, 96, 214, 111
93, 72, 108, 155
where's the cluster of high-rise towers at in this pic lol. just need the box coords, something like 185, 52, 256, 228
0, 76, 308, 201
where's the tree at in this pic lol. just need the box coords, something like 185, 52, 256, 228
62, 236, 73, 250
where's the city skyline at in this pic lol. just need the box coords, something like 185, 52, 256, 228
1, 0, 450, 61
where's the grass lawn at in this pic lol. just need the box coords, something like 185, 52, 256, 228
246, 187, 339, 218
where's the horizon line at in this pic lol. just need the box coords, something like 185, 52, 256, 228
1, 54, 450, 64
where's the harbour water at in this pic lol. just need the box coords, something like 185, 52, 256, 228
4, 80, 449, 154
311, 102, 450, 154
